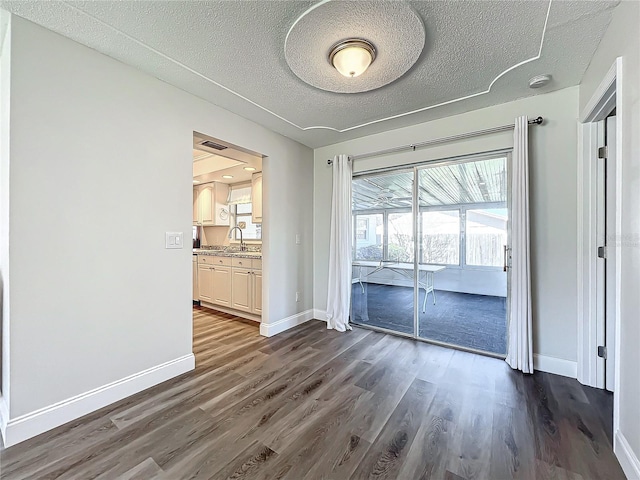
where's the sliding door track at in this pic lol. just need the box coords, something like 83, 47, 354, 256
351, 322, 507, 360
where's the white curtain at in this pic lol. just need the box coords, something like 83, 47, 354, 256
506, 116, 534, 373
326, 154, 353, 332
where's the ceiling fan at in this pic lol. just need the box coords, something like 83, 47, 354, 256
371, 189, 412, 206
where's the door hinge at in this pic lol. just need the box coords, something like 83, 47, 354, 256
598, 146, 608, 159
597, 246, 607, 259
598, 346, 607, 359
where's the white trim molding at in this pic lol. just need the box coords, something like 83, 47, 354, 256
0, 394, 8, 433
576, 121, 602, 387
577, 57, 623, 392
57, 0, 553, 134
615, 430, 640, 480
0, 354, 195, 447
576, 60, 624, 462
580, 59, 618, 123
313, 309, 328, 322
533, 354, 577, 378
260, 309, 316, 337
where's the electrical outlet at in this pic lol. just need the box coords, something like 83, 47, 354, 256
296, 291, 300, 302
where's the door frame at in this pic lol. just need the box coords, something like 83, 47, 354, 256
350, 150, 511, 357
576, 57, 622, 426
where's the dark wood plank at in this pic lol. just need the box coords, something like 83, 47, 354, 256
0, 306, 625, 480
351, 378, 437, 479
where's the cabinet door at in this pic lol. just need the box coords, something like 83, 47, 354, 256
193, 187, 200, 225
252, 271, 262, 315
193, 257, 198, 301
214, 183, 230, 227
212, 266, 232, 307
251, 173, 263, 223
198, 265, 214, 303
231, 268, 252, 312
199, 185, 215, 225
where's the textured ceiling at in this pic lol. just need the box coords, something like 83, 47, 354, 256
285, 0, 425, 93
1, 0, 619, 148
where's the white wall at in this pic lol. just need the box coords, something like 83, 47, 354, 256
2, 15, 312, 442
580, 1, 640, 475
314, 87, 580, 364
0, 10, 11, 415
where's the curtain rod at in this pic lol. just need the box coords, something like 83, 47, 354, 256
327, 116, 543, 165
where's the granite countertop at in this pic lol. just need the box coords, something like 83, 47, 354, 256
193, 248, 262, 259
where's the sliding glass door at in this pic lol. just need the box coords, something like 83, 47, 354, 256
351, 154, 509, 356
351, 169, 415, 336
416, 156, 508, 355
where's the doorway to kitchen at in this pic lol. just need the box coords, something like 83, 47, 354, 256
351, 153, 509, 356
191, 132, 264, 337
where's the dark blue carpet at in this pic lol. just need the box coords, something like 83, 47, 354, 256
351, 283, 506, 355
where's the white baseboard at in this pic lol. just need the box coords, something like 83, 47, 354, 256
533, 354, 577, 378
260, 309, 315, 337
615, 430, 640, 480
1, 354, 195, 448
0, 394, 8, 433
312, 316, 576, 379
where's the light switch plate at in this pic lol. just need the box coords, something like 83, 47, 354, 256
165, 232, 183, 249
295, 234, 301, 245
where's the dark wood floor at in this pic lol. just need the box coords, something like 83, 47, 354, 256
0, 306, 624, 479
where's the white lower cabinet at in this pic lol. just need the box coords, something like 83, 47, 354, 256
197, 264, 214, 303
231, 268, 253, 312
212, 266, 232, 307
197, 255, 262, 318
193, 256, 198, 301
252, 271, 262, 315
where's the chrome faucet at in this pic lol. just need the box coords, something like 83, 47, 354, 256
229, 226, 247, 251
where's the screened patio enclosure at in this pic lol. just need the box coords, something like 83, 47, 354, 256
351, 155, 509, 355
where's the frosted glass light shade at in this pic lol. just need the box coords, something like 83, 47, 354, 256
329, 39, 376, 78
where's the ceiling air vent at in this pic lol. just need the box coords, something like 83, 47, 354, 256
199, 140, 228, 151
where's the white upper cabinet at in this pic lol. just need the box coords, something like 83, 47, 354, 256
193, 187, 200, 225
199, 185, 214, 224
251, 172, 263, 224
194, 182, 230, 226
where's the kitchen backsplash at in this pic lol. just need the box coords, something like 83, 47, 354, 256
198, 244, 261, 252
199, 226, 262, 249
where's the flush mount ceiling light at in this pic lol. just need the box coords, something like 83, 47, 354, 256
222, 175, 233, 179
284, 0, 424, 93
329, 39, 376, 78
243, 167, 256, 171
529, 74, 552, 89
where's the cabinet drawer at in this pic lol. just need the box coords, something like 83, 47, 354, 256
198, 255, 232, 266
251, 258, 262, 270
231, 257, 253, 268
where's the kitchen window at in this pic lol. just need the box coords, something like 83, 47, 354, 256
228, 183, 261, 241
232, 202, 261, 241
